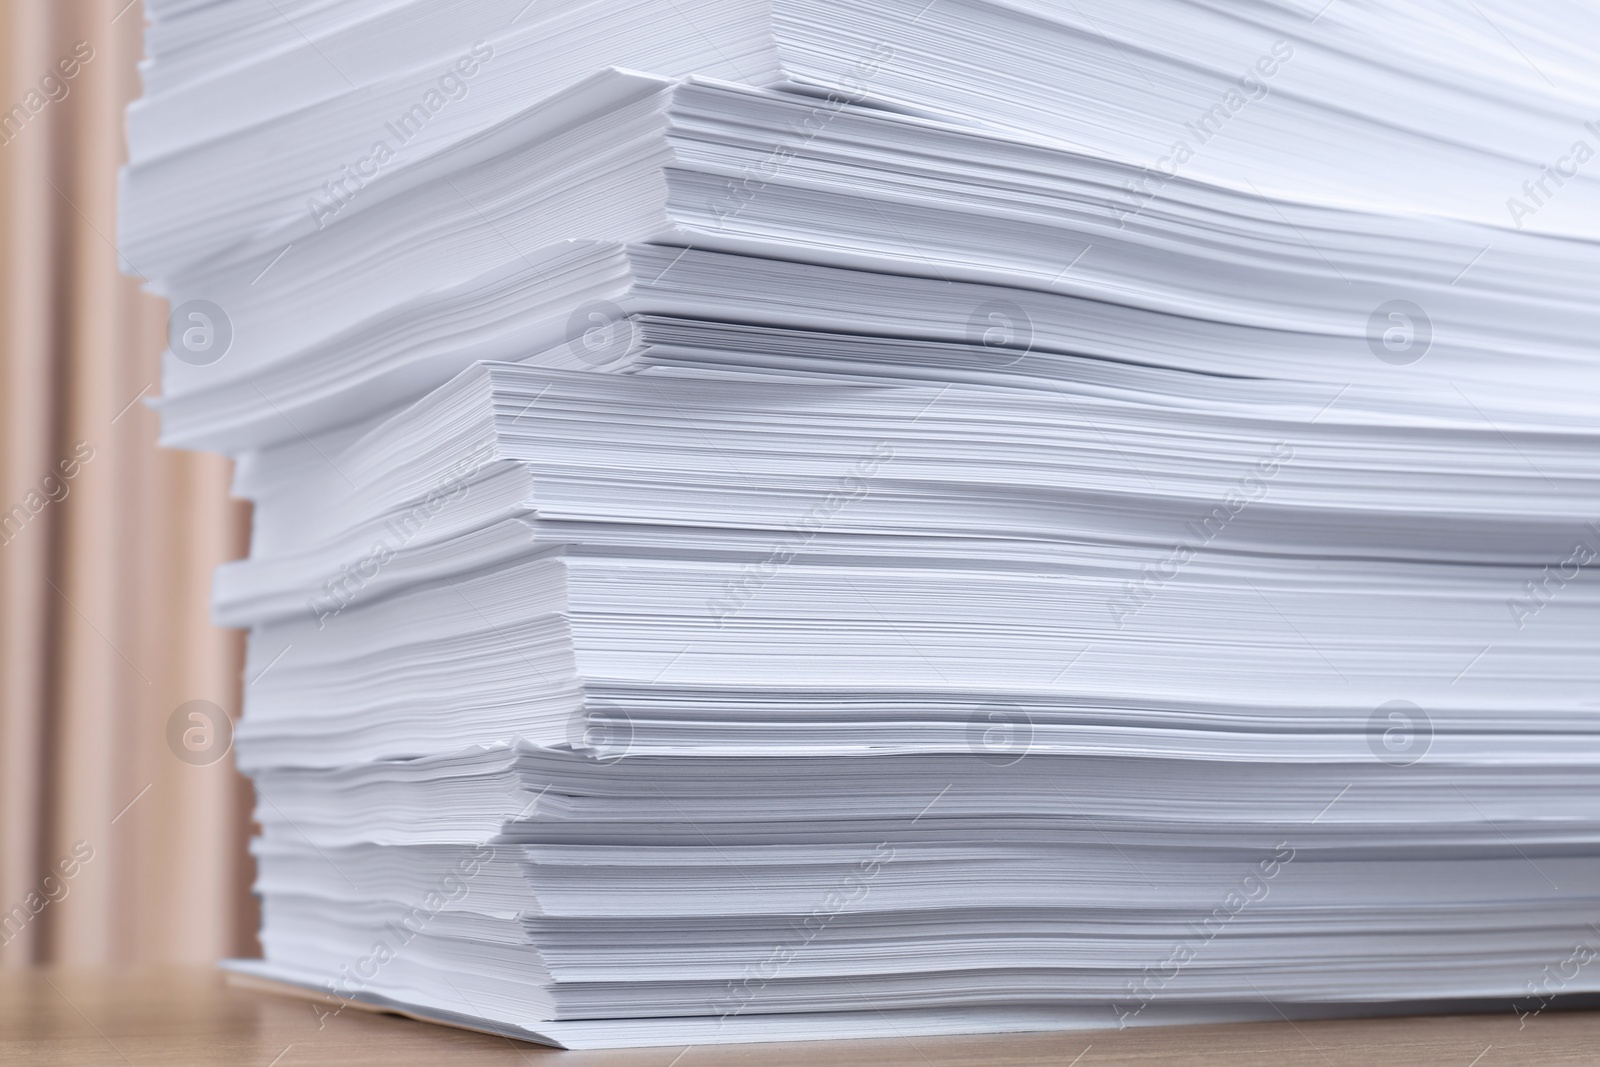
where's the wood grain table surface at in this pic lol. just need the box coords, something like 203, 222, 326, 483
3, 967, 1597, 1066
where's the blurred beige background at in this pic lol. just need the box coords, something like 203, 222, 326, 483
0, 0, 257, 967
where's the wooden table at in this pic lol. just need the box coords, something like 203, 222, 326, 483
4, 968, 1598, 1065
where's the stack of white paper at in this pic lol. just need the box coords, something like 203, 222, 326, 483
124, 0, 1600, 1049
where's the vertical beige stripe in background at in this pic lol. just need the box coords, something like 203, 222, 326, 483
0, 0, 257, 968
0, 0, 56, 969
